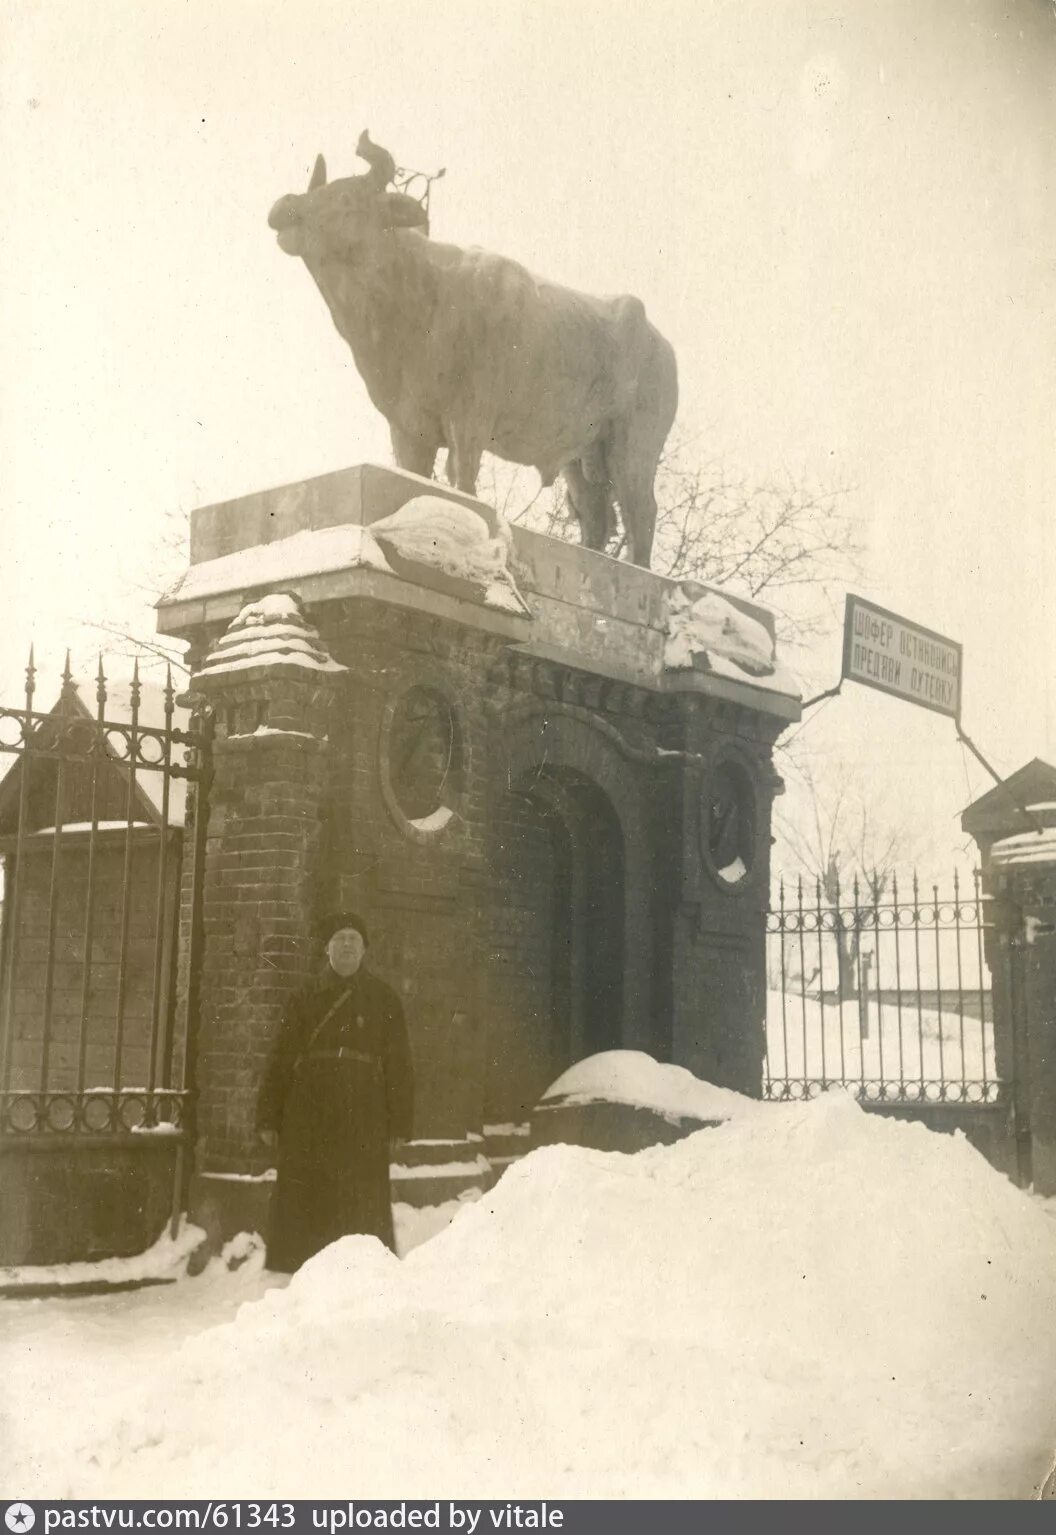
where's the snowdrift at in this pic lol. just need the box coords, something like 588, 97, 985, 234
5, 1093, 1056, 1499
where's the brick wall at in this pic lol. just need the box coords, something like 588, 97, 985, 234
664, 696, 785, 1096
184, 593, 786, 1174
320, 602, 497, 1139
190, 669, 338, 1174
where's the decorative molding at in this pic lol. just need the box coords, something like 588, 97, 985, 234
377, 671, 468, 846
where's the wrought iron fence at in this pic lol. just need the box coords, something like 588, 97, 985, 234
765, 869, 1004, 1105
0, 651, 212, 1136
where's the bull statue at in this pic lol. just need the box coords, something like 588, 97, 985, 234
268, 139, 678, 568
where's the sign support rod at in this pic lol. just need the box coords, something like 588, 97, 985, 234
799, 680, 844, 712
954, 717, 1045, 835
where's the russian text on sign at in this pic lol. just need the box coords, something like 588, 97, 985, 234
841, 594, 962, 719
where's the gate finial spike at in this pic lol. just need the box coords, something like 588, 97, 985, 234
96, 655, 107, 712
25, 644, 36, 702
163, 663, 175, 716
130, 657, 141, 713
60, 648, 75, 699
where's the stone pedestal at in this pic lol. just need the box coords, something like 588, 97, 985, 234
158, 463, 801, 1239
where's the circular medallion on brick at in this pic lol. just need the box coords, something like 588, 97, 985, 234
702, 757, 758, 890
379, 682, 464, 840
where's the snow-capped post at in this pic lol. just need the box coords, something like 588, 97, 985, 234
986, 820, 1056, 1194
961, 769, 1056, 1190
184, 592, 347, 1244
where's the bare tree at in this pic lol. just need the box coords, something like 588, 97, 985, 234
484, 428, 856, 646
646, 441, 854, 647
76, 504, 191, 679
774, 758, 913, 999
91, 428, 856, 679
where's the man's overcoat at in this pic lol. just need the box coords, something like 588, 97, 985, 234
257, 967, 413, 1273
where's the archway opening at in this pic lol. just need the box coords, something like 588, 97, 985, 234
484, 768, 625, 1122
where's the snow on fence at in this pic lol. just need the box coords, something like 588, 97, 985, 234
765, 870, 1000, 1104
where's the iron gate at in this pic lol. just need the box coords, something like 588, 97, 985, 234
0, 653, 212, 1143
765, 869, 1006, 1106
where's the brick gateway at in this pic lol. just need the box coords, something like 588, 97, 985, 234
3, 484, 1052, 1263
156, 464, 796, 1251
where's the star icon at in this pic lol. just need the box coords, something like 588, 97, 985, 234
5, 1507, 35, 1535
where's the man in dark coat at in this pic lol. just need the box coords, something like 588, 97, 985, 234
257, 912, 413, 1273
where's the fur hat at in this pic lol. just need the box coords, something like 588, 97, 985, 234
317, 911, 370, 946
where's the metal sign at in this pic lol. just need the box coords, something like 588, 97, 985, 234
842, 594, 962, 719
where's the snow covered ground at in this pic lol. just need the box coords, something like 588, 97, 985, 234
766, 990, 996, 1092
0, 1221, 208, 1292
3, 1093, 1056, 1500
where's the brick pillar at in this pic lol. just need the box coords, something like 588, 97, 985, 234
185, 594, 346, 1250
991, 833, 1056, 1193
663, 700, 783, 1097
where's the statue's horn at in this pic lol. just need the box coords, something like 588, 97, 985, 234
308, 154, 327, 191
355, 131, 398, 190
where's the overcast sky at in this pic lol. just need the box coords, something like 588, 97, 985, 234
2, 0, 1053, 868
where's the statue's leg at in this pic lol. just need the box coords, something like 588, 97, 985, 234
448, 439, 482, 495
390, 423, 438, 480
564, 459, 614, 552
617, 474, 658, 567
607, 428, 659, 568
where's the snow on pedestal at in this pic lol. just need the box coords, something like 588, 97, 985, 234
167, 496, 529, 621
664, 583, 799, 696
540, 1049, 755, 1126
370, 497, 507, 584
369, 494, 529, 615
165, 524, 395, 606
